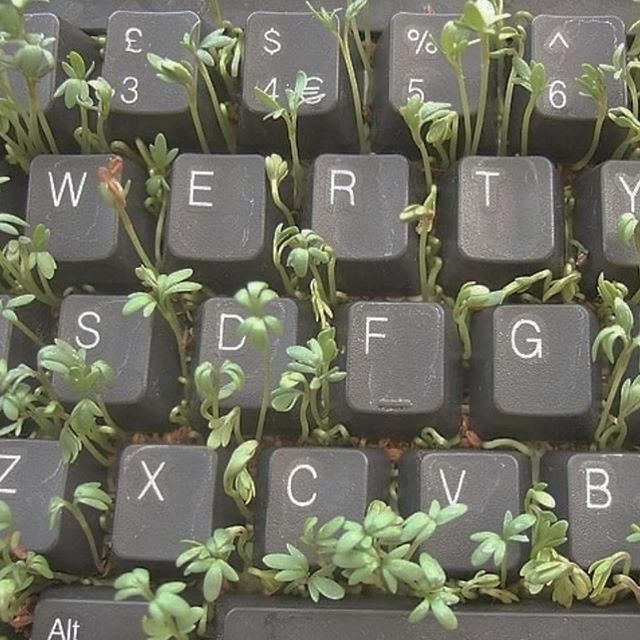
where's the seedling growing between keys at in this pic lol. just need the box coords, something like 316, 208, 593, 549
0, 0, 58, 169
195, 360, 245, 449
54, 52, 114, 154
114, 568, 202, 640
512, 59, 548, 156
255, 70, 308, 211
176, 526, 248, 634
49, 482, 112, 573
234, 282, 283, 441
0, 500, 55, 626
306, 0, 371, 154
255, 500, 468, 630
591, 276, 640, 449
271, 327, 347, 444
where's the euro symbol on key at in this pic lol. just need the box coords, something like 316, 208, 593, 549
301, 76, 326, 106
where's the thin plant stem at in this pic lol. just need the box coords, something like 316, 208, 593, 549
572, 106, 606, 172
11, 318, 43, 346
310, 263, 329, 303
350, 20, 372, 103
500, 557, 508, 589
154, 194, 168, 270
309, 387, 324, 428
433, 141, 449, 168
410, 127, 433, 192
500, 64, 517, 155
30, 83, 59, 154
472, 35, 491, 154
96, 111, 110, 153
63, 502, 104, 572
418, 226, 429, 301
162, 303, 191, 403
112, 201, 155, 271
187, 88, 211, 154
595, 345, 635, 447
327, 256, 337, 305
270, 182, 295, 227
209, 0, 224, 28
79, 106, 90, 154
338, 28, 368, 154
256, 348, 271, 442
26, 82, 47, 152
285, 116, 303, 211
456, 62, 473, 156
628, 65, 640, 118
520, 92, 538, 155
449, 115, 459, 164
612, 133, 638, 160
197, 59, 236, 153
298, 395, 311, 443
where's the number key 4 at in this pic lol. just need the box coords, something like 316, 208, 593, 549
240, 12, 359, 157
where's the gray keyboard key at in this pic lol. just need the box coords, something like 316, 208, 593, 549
308, 154, 417, 295
335, 301, 462, 437
26, 155, 153, 288
217, 596, 640, 639
32, 1, 640, 33
438, 156, 564, 291
239, 12, 358, 156
574, 161, 640, 294
193, 297, 309, 431
373, 13, 481, 154
254, 447, 390, 559
31, 587, 147, 640
164, 154, 278, 292
512, 15, 626, 162
103, 11, 222, 150
469, 305, 599, 440
53, 295, 181, 430
0, 440, 104, 574
112, 444, 235, 570
399, 451, 530, 576
541, 452, 640, 569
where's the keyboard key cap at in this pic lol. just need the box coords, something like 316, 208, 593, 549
574, 161, 640, 293
513, 15, 626, 162
399, 450, 530, 576
34, 1, 640, 34
438, 156, 564, 291
193, 297, 309, 431
164, 154, 278, 292
373, 13, 481, 154
11, 13, 99, 152
0, 440, 104, 574
26, 155, 153, 289
308, 154, 417, 296
112, 444, 235, 570
53, 295, 181, 430
217, 596, 640, 639
0, 295, 50, 369
254, 447, 389, 558
0, 161, 27, 219
469, 305, 599, 440
541, 452, 640, 569
103, 11, 222, 150
335, 301, 462, 437
239, 12, 358, 156
31, 587, 147, 640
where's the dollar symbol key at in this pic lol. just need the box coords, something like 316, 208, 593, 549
263, 27, 282, 56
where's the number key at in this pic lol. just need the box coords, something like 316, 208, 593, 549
373, 13, 482, 154
103, 11, 222, 150
240, 12, 358, 156
512, 16, 626, 161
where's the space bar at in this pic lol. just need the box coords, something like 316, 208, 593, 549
218, 597, 640, 639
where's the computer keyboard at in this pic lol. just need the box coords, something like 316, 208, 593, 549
2, 0, 640, 639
